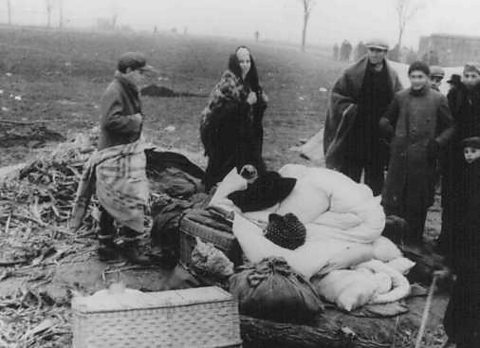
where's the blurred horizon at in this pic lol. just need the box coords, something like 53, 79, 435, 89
1, 0, 480, 50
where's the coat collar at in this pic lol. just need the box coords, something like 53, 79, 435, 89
346, 56, 398, 100
409, 85, 430, 96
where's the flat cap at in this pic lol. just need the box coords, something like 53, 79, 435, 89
430, 66, 445, 78
365, 38, 389, 51
117, 52, 156, 73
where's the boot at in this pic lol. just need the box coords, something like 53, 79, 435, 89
149, 246, 178, 269
120, 240, 151, 265
98, 209, 118, 261
98, 237, 118, 261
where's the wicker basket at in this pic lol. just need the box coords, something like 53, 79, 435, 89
179, 213, 242, 268
72, 286, 242, 348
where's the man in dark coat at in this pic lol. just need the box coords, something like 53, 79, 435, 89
438, 64, 480, 258
96, 51, 156, 262
323, 38, 403, 195
380, 62, 454, 246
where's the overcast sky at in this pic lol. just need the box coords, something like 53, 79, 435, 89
4, 0, 480, 49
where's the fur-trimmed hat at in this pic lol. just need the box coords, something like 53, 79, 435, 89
264, 213, 306, 250
461, 136, 480, 149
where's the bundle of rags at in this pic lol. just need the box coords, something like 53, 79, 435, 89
71, 140, 150, 233
230, 257, 323, 324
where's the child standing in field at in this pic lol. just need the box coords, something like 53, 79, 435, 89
379, 61, 454, 247
443, 136, 480, 348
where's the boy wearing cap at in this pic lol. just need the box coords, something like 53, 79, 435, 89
324, 38, 402, 196
96, 51, 154, 263
380, 61, 454, 246
429, 65, 445, 92
443, 136, 480, 348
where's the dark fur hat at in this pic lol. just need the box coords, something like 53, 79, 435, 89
408, 61, 430, 76
461, 136, 480, 149
264, 213, 306, 250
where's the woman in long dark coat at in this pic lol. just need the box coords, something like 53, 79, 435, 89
200, 46, 268, 190
438, 63, 480, 259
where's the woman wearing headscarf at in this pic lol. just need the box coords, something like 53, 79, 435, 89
200, 46, 268, 191
438, 63, 480, 260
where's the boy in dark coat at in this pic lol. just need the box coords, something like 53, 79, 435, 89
97, 52, 155, 263
379, 61, 454, 246
443, 136, 480, 348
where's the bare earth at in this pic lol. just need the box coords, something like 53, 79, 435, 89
0, 27, 448, 347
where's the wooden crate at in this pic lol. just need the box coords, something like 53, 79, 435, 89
72, 286, 242, 348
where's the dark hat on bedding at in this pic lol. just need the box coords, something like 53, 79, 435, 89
461, 136, 480, 149
227, 171, 297, 213
264, 213, 306, 250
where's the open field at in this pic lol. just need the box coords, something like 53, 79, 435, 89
0, 27, 345, 168
0, 27, 448, 347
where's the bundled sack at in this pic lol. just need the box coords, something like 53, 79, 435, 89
312, 269, 381, 312
229, 257, 323, 323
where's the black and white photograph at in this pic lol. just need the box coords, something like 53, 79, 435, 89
0, 0, 479, 347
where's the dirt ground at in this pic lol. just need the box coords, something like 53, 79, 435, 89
0, 27, 341, 169
0, 27, 449, 347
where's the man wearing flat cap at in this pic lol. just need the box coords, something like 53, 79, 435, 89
94, 51, 155, 263
98, 52, 155, 150
323, 38, 402, 195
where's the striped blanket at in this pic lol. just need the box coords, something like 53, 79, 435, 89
71, 140, 151, 233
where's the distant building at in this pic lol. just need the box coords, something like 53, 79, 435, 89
419, 33, 480, 66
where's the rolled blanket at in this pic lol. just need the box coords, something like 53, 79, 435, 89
71, 140, 150, 233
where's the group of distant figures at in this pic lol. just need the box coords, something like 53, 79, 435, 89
333, 40, 354, 62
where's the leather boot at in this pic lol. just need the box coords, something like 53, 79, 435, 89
120, 240, 151, 265
98, 209, 118, 261
98, 237, 118, 261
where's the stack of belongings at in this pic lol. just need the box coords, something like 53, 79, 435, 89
206, 163, 417, 316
